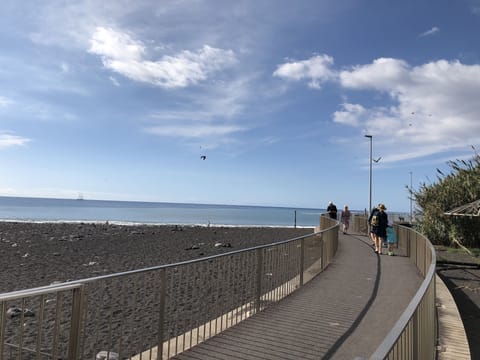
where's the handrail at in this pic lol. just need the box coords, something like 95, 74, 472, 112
369, 224, 437, 360
0, 230, 325, 300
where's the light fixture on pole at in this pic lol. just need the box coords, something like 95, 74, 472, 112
365, 135, 373, 215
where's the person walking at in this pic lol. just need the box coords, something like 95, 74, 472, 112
368, 203, 388, 254
368, 204, 380, 247
327, 201, 338, 220
341, 205, 351, 234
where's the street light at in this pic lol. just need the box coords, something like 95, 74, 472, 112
365, 135, 373, 215
409, 171, 413, 223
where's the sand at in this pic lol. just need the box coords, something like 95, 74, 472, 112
1, 221, 313, 293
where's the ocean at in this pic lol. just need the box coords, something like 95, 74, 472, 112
0, 196, 328, 227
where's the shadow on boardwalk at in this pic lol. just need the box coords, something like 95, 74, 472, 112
173, 232, 423, 359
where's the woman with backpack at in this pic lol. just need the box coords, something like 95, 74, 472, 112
368, 203, 388, 254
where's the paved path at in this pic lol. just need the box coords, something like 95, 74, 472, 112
172, 232, 423, 359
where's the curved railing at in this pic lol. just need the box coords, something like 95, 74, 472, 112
0, 218, 339, 359
369, 223, 437, 360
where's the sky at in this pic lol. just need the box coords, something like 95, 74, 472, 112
1, 0, 480, 212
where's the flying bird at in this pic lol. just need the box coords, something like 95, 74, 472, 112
200, 155, 207, 160
373, 157, 382, 163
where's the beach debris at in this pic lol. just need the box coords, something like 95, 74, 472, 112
83, 261, 98, 266
96, 351, 119, 360
185, 244, 200, 250
11, 243, 17, 247
69, 234, 84, 241
214, 242, 232, 248
7, 307, 35, 318
23, 309, 35, 317
22, 253, 29, 258
7, 307, 22, 318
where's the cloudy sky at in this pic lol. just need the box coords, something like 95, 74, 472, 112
1, 0, 480, 212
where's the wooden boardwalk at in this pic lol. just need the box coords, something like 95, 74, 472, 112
172, 232, 425, 359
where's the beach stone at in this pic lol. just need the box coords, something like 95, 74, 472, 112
7, 307, 22, 318
96, 350, 119, 360
23, 309, 35, 317
6, 307, 34, 318
215, 242, 232, 248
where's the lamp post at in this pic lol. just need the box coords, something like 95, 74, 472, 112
365, 135, 373, 215
409, 171, 413, 223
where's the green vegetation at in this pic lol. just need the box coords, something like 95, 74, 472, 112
412, 149, 480, 248
446, 247, 480, 257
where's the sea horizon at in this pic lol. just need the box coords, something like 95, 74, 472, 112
0, 195, 335, 227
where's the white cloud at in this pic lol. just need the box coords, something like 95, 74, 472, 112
419, 26, 440, 37
0, 96, 14, 107
145, 124, 246, 138
274, 55, 480, 163
0, 133, 31, 148
144, 75, 254, 147
89, 27, 145, 62
60, 62, 69, 73
339, 58, 410, 91
88, 27, 237, 88
333, 103, 366, 126
109, 76, 120, 86
336, 58, 480, 162
273, 54, 480, 162
273, 54, 335, 89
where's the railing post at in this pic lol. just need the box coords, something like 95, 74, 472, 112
0, 301, 6, 357
67, 285, 85, 360
157, 268, 166, 360
413, 309, 420, 359
321, 235, 326, 271
255, 248, 264, 313
299, 238, 305, 287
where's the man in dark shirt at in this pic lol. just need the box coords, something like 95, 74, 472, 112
327, 201, 338, 220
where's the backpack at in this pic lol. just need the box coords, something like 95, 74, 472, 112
371, 214, 379, 226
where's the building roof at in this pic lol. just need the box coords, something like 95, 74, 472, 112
444, 199, 480, 217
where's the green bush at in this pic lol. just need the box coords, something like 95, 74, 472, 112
413, 150, 480, 248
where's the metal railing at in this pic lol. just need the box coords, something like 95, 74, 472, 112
369, 223, 437, 360
353, 214, 369, 234
1, 218, 339, 359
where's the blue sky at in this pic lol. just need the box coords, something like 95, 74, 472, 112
1, 0, 480, 212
